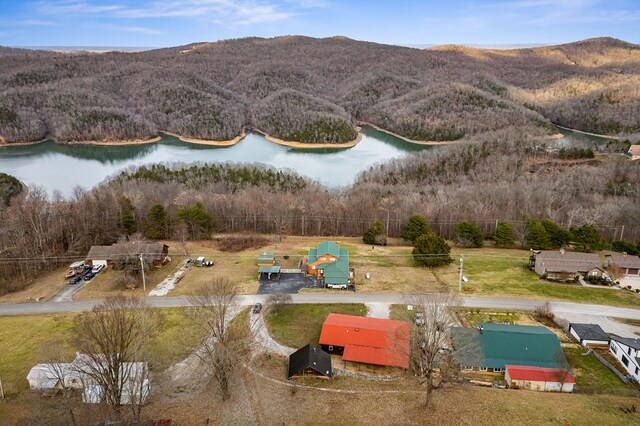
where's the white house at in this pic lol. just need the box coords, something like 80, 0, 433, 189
27, 353, 150, 404
609, 336, 640, 382
568, 323, 610, 347
505, 365, 575, 393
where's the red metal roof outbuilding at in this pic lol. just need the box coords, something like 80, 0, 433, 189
319, 313, 410, 369
505, 365, 576, 384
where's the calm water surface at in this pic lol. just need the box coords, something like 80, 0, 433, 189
0, 127, 428, 196
0, 126, 610, 197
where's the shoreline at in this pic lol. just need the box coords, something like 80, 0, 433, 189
64, 135, 162, 146
544, 133, 564, 139
161, 130, 246, 146
252, 127, 363, 149
357, 122, 461, 145
555, 124, 620, 140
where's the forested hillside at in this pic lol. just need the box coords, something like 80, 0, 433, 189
1, 36, 639, 144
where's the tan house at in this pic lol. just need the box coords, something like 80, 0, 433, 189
533, 249, 603, 280
604, 253, 640, 277
628, 144, 640, 161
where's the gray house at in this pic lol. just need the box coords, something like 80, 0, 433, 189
604, 253, 640, 277
533, 249, 603, 281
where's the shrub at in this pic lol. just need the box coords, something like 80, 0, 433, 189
412, 233, 453, 267
402, 214, 431, 244
215, 235, 269, 252
452, 221, 484, 248
493, 221, 515, 248
363, 219, 386, 245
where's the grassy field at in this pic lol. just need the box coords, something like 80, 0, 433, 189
563, 346, 636, 396
4, 237, 640, 308
265, 303, 366, 348
437, 247, 640, 308
0, 308, 206, 396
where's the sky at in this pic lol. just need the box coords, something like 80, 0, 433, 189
0, 0, 638, 48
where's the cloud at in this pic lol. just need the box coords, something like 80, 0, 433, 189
449, 0, 640, 29
17, 20, 58, 26
36, 0, 124, 15
34, 0, 320, 25
118, 26, 163, 34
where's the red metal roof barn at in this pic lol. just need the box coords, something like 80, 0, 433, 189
319, 313, 410, 369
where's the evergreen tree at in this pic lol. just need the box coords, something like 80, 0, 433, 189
571, 225, 606, 252
611, 240, 640, 256
524, 219, 550, 250
120, 196, 137, 236
412, 233, 453, 267
145, 204, 168, 240
452, 221, 484, 248
541, 220, 570, 249
402, 214, 431, 244
177, 202, 214, 239
493, 221, 515, 247
363, 219, 386, 245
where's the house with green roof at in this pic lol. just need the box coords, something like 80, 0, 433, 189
306, 241, 353, 287
451, 323, 568, 373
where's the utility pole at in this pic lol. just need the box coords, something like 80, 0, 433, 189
139, 254, 146, 293
458, 254, 464, 293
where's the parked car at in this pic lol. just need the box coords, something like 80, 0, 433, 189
83, 272, 96, 281
327, 283, 347, 290
415, 312, 425, 326
91, 264, 104, 274
252, 303, 263, 314
70, 276, 82, 285
65, 270, 77, 279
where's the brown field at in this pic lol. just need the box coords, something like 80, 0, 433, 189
0, 266, 70, 303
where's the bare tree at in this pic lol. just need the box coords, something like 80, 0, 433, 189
73, 296, 160, 422
403, 292, 465, 407
186, 277, 254, 401
554, 350, 572, 392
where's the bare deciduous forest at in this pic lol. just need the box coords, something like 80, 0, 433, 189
1, 36, 639, 143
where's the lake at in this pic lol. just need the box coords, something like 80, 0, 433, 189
0, 127, 428, 196
0, 126, 613, 197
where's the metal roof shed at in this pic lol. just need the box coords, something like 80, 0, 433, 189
287, 344, 332, 379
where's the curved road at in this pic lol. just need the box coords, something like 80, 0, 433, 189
1, 294, 639, 320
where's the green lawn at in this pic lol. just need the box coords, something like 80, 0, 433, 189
0, 308, 205, 396
437, 248, 640, 308
265, 303, 366, 348
563, 346, 637, 396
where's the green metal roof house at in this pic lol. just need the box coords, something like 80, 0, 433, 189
307, 242, 351, 285
452, 323, 567, 371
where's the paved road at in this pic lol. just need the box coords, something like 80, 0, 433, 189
1, 293, 639, 320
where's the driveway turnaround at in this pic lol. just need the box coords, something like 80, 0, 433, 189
257, 273, 323, 294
